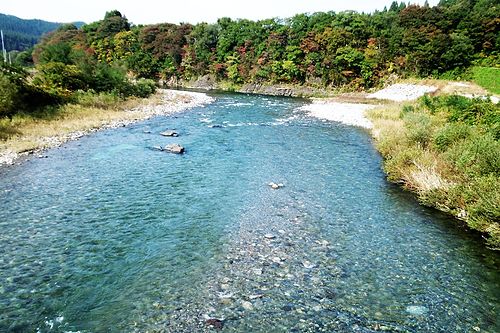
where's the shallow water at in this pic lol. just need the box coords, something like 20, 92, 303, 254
0, 93, 498, 333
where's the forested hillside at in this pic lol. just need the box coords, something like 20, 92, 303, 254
28, 0, 499, 91
0, 13, 83, 51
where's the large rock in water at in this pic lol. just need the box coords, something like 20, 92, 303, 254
160, 130, 178, 137
164, 144, 185, 154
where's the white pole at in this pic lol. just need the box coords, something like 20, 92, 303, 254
1, 30, 6, 63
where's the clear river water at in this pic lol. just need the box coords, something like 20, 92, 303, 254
0, 93, 498, 333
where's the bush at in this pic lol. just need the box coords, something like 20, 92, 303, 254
131, 79, 156, 98
404, 112, 433, 148
446, 131, 500, 178
73, 90, 121, 108
0, 72, 20, 117
447, 98, 499, 126
433, 122, 470, 151
32, 62, 86, 96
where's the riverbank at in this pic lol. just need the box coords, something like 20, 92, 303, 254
293, 80, 499, 249
0, 89, 214, 166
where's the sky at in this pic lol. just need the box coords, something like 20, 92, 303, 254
2, 0, 440, 25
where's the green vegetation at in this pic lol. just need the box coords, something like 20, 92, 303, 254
0, 13, 61, 51
471, 67, 500, 95
1, 1, 498, 119
9, 0, 497, 90
368, 95, 500, 249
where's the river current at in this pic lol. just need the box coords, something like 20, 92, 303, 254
0, 93, 498, 332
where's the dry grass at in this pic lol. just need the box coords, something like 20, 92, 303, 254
0, 92, 164, 156
407, 159, 450, 193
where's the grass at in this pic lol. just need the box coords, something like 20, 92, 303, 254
471, 66, 500, 95
367, 94, 500, 249
0, 91, 166, 157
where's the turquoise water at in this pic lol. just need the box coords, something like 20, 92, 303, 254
0, 93, 498, 332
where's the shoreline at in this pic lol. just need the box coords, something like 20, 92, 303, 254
3, 81, 495, 168
297, 81, 499, 129
297, 83, 441, 129
0, 89, 215, 167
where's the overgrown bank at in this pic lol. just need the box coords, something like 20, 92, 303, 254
368, 95, 500, 249
0, 89, 214, 166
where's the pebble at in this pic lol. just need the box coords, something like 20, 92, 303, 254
302, 261, 316, 269
272, 257, 282, 264
241, 301, 253, 310
406, 305, 428, 316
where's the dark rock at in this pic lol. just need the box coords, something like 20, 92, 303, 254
160, 130, 179, 137
205, 318, 224, 330
165, 144, 185, 154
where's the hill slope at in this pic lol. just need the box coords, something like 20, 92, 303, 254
0, 13, 84, 51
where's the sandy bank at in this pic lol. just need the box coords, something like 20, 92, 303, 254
0, 89, 214, 167
367, 83, 438, 101
299, 101, 376, 129
300, 83, 442, 128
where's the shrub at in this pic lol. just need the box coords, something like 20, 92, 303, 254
73, 90, 121, 109
0, 72, 20, 117
448, 98, 498, 126
433, 122, 470, 151
131, 79, 157, 98
446, 131, 500, 178
32, 62, 86, 96
400, 105, 415, 117
404, 112, 433, 148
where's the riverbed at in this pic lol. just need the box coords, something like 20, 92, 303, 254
0, 92, 498, 332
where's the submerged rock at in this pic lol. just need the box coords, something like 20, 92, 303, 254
205, 318, 224, 330
268, 182, 284, 189
406, 305, 428, 316
302, 260, 316, 269
241, 300, 254, 310
165, 144, 185, 154
160, 130, 179, 137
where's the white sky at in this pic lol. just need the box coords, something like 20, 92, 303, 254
2, 0, 440, 25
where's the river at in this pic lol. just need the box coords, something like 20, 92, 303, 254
0, 93, 498, 332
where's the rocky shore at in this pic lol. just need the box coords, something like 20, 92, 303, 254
0, 89, 214, 167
